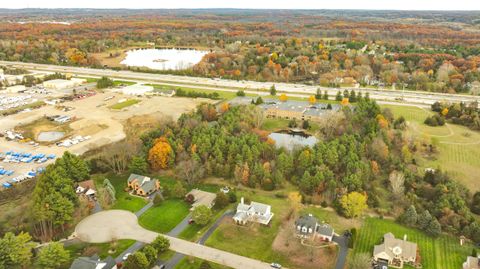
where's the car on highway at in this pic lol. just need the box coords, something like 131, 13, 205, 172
122, 253, 131, 261
270, 263, 282, 268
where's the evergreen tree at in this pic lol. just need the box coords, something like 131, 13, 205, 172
426, 218, 442, 237
36, 242, 70, 269
323, 90, 329, 100
417, 210, 433, 230
315, 88, 322, 100
129, 156, 148, 174
96, 76, 114, 89
335, 91, 343, 101
270, 84, 277, 96
400, 205, 418, 227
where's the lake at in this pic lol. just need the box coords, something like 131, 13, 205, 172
37, 131, 65, 142
268, 131, 318, 150
121, 48, 208, 70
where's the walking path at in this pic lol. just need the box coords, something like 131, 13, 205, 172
75, 210, 283, 269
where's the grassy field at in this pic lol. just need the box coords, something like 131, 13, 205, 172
174, 257, 232, 269
148, 83, 241, 100
0, 100, 45, 116
93, 174, 148, 212
109, 99, 140, 110
354, 218, 475, 269
382, 104, 480, 192
138, 199, 190, 233
65, 239, 136, 261
300, 206, 360, 233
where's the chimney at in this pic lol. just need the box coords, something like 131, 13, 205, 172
240, 197, 244, 205
403, 234, 407, 241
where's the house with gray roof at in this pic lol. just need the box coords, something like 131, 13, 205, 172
127, 173, 160, 196
295, 214, 334, 241
233, 197, 273, 225
70, 255, 116, 269
373, 233, 418, 268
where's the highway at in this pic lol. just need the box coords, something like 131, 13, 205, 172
2, 60, 480, 106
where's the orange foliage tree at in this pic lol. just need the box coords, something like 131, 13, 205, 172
148, 137, 173, 170
308, 95, 316, 104
279, 94, 288, 102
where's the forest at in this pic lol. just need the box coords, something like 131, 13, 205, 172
1, 10, 480, 93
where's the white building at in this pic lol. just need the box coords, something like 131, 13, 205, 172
120, 84, 154, 96
233, 197, 274, 225
43, 78, 85, 90
5, 85, 26, 93
463, 256, 480, 269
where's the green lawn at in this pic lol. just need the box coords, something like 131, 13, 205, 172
138, 199, 190, 233
113, 80, 136, 86
174, 257, 232, 269
261, 118, 291, 131
300, 206, 360, 233
382, 104, 480, 192
353, 218, 475, 269
179, 206, 231, 242
109, 99, 140, 109
148, 83, 241, 100
92, 174, 148, 212
204, 190, 292, 266
65, 239, 135, 260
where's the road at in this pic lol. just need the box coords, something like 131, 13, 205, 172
2, 60, 479, 106
75, 210, 284, 269
332, 234, 349, 269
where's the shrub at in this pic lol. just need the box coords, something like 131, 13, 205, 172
153, 194, 164, 206
214, 192, 229, 209
228, 191, 237, 203
185, 194, 195, 204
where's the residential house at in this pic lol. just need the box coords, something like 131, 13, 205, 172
70, 254, 116, 269
186, 189, 217, 210
463, 256, 480, 269
127, 173, 160, 196
294, 214, 334, 241
373, 233, 418, 269
233, 197, 273, 225
76, 180, 96, 198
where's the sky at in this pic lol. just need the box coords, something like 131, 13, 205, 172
5, 0, 480, 10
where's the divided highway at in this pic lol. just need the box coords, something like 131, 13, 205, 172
2, 60, 480, 106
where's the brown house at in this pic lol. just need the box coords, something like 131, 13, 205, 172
127, 173, 160, 196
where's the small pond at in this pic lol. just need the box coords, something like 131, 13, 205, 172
268, 130, 318, 150
121, 48, 208, 70
37, 131, 65, 142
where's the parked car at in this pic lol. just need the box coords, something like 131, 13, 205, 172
188, 219, 195, 224
122, 253, 131, 261
270, 263, 282, 268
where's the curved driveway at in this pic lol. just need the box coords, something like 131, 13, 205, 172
75, 210, 284, 269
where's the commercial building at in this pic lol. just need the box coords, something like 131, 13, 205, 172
120, 84, 154, 96
260, 100, 341, 121
43, 78, 85, 90
5, 85, 26, 93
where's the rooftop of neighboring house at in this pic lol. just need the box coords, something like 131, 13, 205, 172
186, 189, 217, 208
374, 233, 417, 260
127, 173, 150, 185
236, 197, 271, 214
464, 256, 480, 269
69, 254, 116, 269
295, 214, 318, 230
316, 223, 334, 237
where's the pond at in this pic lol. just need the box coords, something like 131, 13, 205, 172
268, 130, 318, 150
37, 131, 65, 142
120, 48, 208, 70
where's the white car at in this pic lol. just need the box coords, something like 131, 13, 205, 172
122, 253, 131, 261
270, 263, 282, 269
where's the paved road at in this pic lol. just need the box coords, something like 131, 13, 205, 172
332, 234, 349, 269
135, 201, 153, 217
167, 213, 192, 237
75, 210, 284, 269
2, 60, 479, 106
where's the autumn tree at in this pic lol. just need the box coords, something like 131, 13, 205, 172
279, 93, 288, 102
0, 232, 36, 268
340, 192, 368, 218
148, 137, 173, 170
308, 95, 316, 104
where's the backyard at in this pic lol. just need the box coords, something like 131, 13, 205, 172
138, 199, 190, 233
382, 104, 480, 192
353, 217, 475, 269
65, 239, 136, 263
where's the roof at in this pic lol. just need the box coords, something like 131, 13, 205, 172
295, 214, 318, 230
127, 173, 149, 184
139, 179, 157, 193
187, 189, 217, 209
373, 233, 417, 260
78, 180, 95, 190
464, 256, 480, 269
316, 223, 334, 237
69, 255, 116, 269
250, 201, 270, 214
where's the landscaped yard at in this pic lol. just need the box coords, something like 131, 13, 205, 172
353, 217, 475, 269
174, 257, 232, 269
204, 191, 294, 267
109, 99, 140, 110
138, 199, 190, 233
301, 206, 360, 233
92, 173, 148, 212
65, 239, 136, 261
382, 104, 480, 192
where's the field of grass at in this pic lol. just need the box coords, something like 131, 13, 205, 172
204, 190, 293, 266
92, 174, 148, 212
301, 206, 360, 233
109, 99, 140, 109
382, 104, 480, 192
148, 83, 241, 100
66, 239, 135, 261
354, 218, 475, 269
138, 199, 190, 233
174, 257, 232, 269
0, 100, 45, 116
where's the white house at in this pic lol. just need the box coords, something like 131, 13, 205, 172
233, 197, 273, 225
463, 256, 480, 269
373, 233, 418, 269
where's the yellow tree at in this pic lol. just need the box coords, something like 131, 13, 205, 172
308, 95, 316, 104
340, 192, 368, 218
279, 93, 288, 102
341, 98, 350, 106
441, 108, 449, 116
148, 137, 172, 170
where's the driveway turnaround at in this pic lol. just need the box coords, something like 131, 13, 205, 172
75, 210, 285, 269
